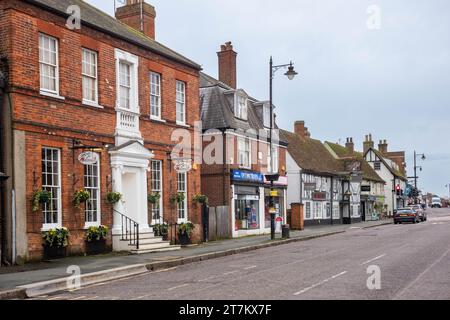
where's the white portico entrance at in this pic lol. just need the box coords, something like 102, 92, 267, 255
110, 141, 154, 235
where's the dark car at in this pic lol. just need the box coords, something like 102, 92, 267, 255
409, 205, 427, 222
394, 208, 420, 224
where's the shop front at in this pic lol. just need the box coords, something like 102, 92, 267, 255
231, 170, 267, 238
264, 176, 288, 230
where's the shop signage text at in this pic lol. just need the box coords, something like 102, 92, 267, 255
312, 191, 327, 201
78, 151, 99, 165
361, 185, 371, 192
231, 170, 264, 184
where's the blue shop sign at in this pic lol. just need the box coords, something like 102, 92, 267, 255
231, 170, 264, 184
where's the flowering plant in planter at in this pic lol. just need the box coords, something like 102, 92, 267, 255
148, 192, 161, 205
153, 223, 169, 238
32, 189, 52, 212
73, 189, 90, 209
42, 227, 70, 248
178, 221, 195, 237
193, 194, 208, 205
86, 225, 109, 242
170, 192, 185, 204
106, 192, 122, 205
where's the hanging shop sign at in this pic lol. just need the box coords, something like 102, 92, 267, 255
78, 151, 99, 165
312, 191, 327, 201
231, 170, 264, 184
264, 176, 288, 186
304, 182, 316, 191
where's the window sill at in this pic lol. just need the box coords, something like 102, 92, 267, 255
41, 224, 62, 232
83, 223, 101, 230
40, 90, 65, 101
82, 100, 104, 109
176, 122, 190, 128
150, 116, 167, 123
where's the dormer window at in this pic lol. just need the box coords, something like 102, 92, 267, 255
235, 94, 248, 120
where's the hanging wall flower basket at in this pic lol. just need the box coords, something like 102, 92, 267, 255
193, 194, 208, 205
148, 192, 161, 205
73, 189, 90, 209
32, 189, 52, 212
170, 192, 185, 204
106, 192, 122, 205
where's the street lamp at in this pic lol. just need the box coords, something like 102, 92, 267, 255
446, 184, 450, 200
413, 151, 426, 204
268, 57, 298, 240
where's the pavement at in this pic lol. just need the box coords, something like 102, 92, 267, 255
20, 208, 449, 301
0, 219, 391, 298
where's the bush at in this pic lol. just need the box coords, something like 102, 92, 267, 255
193, 194, 208, 205
153, 223, 168, 237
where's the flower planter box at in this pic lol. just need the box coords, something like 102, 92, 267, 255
85, 239, 108, 255
43, 245, 67, 260
178, 233, 191, 246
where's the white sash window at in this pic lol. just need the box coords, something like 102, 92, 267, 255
41, 147, 62, 230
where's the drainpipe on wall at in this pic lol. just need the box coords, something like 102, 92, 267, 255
299, 169, 303, 204
330, 176, 333, 225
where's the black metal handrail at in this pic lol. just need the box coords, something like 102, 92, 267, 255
114, 209, 139, 250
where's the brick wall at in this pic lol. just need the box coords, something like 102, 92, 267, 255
2, 0, 202, 260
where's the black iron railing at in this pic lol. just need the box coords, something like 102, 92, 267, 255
114, 209, 139, 250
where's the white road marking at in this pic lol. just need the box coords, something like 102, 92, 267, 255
223, 270, 239, 276
47, 295, 65, 300
69, 295, 86, 300
167, 284, 189, 291
198, 276, 218, 282
360, 254, 386, 266
393, 247, 450, 299
153, 267, 177, 273
294, 271, 348, 296
244, 265, 257, 270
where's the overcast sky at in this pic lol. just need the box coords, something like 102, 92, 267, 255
87, 0, 450, 197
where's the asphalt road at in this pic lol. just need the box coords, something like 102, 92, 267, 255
32, 208, 450, 300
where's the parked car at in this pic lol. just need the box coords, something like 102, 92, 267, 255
409, 205, 427, 222
431, 197, 442, 208
394, 208, 420, 224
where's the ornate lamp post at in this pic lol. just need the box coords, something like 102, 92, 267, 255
413, 151, 426, 204
266, 57, 298, 240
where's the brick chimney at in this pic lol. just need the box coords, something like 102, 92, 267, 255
345, 137, 354, 154
378, 139, 388, 154
294, 121, 310, 139
116, 0, 156, 40
363, 134, 374, 153
217, 42, 237, 89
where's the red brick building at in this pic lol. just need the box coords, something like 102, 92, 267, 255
200, 43, 288, 238
0, 0, 202, 263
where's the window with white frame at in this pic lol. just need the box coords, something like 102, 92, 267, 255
150, 72, 161, 119
314, 202, 322, 219
267, 145, 279, 173
119, 62, 131, 109
238, 137, 251, 168
235, 94, 248, 120
305, 202, 311, 219
82, 48, 98, 104
39, 34, 59, 94
374, 161, 381, 171
84, 156, 100, 226
41, 148, 61, 229
177, 172, 188, 222
176, 80, 186, 124
150, 160, 163, 224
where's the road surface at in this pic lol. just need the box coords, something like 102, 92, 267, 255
31, 208, 450, 300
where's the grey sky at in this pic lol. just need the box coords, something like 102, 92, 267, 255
87, 0, 450, 197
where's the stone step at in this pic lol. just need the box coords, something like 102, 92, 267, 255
126, 237, 167, 246
130, 242, 181, 254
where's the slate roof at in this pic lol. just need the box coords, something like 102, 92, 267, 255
25, 0, 201, 70
280, 130, 343, 177
325, 142, 385, 184
199, 73, 288, 145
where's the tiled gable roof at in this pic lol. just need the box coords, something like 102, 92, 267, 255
25, 0, 201, 70
280, 130, 342, 176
